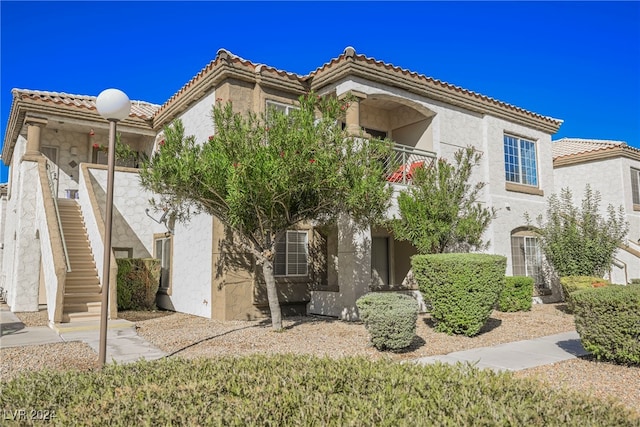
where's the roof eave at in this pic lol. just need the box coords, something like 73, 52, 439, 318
2, 96, 153, 166
309, 58, 563, 135
152, 58, 308, 130
553, 146, 640, 167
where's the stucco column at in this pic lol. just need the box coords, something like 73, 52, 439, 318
8, 159, 41, 312
341, 91, 367, 136
23, 117, 48, 157
336, 214, 372, 321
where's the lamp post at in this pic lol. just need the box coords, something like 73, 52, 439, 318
95, 88, 131, 367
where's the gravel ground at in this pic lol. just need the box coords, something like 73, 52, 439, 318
3, 303, 638, 415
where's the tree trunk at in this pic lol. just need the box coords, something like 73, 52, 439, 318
262, 259, 283, 330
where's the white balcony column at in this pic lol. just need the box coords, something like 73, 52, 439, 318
23, 117, 48, 157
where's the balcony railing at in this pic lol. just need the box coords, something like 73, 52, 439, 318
384, 143, 437, 185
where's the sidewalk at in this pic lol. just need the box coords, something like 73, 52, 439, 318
0, 305, 166, 364
414, 331, 588, 372
3, 304, 588, 371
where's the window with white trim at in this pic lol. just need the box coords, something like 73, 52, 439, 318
274, 231, 308, 276
511, 233, 547, 289
266, 100, 298, 117
504, 135, 538, 186
631, 168, 640, 205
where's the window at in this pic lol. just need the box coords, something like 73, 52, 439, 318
266, 100, 298, 116
274, 231, 308, 276
41, 146, 58, 163
504, 135, 538, 186
154, 235, 172, 293
511, 233, 547, 289
631, 168, 640, 207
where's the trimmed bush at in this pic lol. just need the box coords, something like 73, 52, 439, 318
560, 276, 610, 311
1, 356, 637, 425
116, 258, 161, 310
572, 285, 640, 365
497, 276, 533, 312
412, 253, 506, 336
356, 292, 418, 351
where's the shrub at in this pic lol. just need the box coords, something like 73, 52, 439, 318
1, 356, 637, 425
116, 258, 161, 310
497, 276, 533, 312
412, 253, 506, 336
560, 276, 611, 311
631, 278, 640, 285
356, 292, 419, 351
572, 285, 640, 365
532, 185, 628, 277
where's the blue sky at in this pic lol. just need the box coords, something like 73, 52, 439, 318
1, 1, 639, 183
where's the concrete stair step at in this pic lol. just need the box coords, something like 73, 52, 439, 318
64, 285, 102, 294
65, 271, 99, 277
67, 262, 97, 270
64, 295, 102, 304
66, 256, 96, 264
63, 312, 102, 323
65, 279, 100, 287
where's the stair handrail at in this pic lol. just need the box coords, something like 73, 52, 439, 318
45, 158, 72, 273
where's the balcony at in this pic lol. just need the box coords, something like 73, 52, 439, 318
384, 143, 437, 185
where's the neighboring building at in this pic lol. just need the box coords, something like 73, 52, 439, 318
553, 138, 640, 284
1, 47, 572, 325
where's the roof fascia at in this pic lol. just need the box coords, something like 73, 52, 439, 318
2, 98, 153, 166
553, 146, 640, 168
152, 62, 308, 130
310, 60, 562, 134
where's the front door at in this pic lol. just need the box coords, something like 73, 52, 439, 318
371, 236, 390, 289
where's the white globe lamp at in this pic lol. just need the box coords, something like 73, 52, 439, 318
96, 88, 131, 121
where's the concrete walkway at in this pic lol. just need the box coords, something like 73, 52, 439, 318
0, 305, 166, 364
415, 331, 589, 372
3, 304, 588, 370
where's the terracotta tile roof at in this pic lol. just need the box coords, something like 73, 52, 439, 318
154, 47, 562, 131
154, 49, 306, 121
12, 89, 160, 120
552, 138, 630, 159
308, 47, 562, 127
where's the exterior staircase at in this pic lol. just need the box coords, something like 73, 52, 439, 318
57, 199, 102, 322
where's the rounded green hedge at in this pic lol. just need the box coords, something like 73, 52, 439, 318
1, 356, 637, 426
572, 284, 640, 365
412, 253, 506, 336
356, 292, 419, 351
560, 276, 610, 312
497, 276, 533, 312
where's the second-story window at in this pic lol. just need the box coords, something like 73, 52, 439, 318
504, 135, 538, 186
266, 100, 298, 117
631, 168, 640, 207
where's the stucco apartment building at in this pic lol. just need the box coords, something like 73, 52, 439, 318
552, 138, 640, 284
1, 47, 632, 325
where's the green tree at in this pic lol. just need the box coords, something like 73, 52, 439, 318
532, 185, 628, 277
391, 146, 495, 254
140, 94, 392, 330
